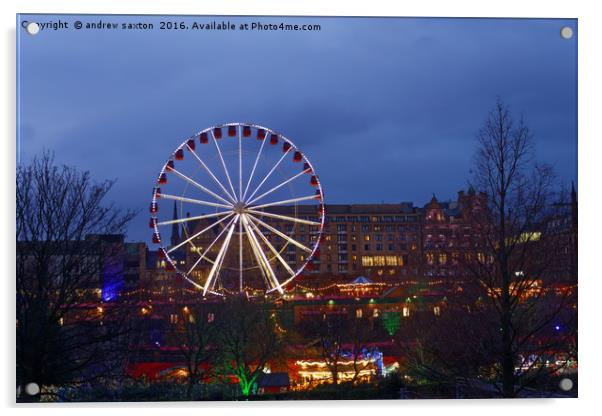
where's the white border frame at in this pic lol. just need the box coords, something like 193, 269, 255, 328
3, 1, 600, 415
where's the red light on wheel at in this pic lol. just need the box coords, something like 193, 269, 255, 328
186, 139, 195, 151
200, 132, 208, 144
243, 125, 251, 137
165, 262, 174, 271
152, 233, 161, 244
310, 176, 319, 186
158, 173, 167, 184
150, 202, 158, 213
318, 204, 325, 216
157, 248, 166, 258
257, 129, 266, 140
293, 151, 302, 162
269, 134, 278, 145
213, 128, 222, 139
165, 160, 174, 171
175, 148, 184, 160
283, 142, 291, 153
228, 126, 236, 137
314, 190, 322, 200
149, 218, 157, 228
153, 187, 161, 198
303, 162, 312, 173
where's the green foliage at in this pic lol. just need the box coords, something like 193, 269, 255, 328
381, 312, 401, 336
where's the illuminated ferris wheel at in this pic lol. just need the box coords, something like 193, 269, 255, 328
150, 123, 325, 296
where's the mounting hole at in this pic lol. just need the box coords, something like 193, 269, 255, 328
25, 382, 40, 396
26, 22, 40, 35
560, 26, 573, 40
559, 378, 573, 391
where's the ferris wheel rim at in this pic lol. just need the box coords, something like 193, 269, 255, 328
150, 122, 325, 296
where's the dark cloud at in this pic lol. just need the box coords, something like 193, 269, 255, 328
17, 15, 577, 242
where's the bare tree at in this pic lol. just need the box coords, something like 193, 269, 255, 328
465, 99, 576, 397
16, 152, 137, 401
394, 297, 499, 396
216, 296, 284, 396
306, 314, 345, 385
170, 304, 220, 399
348, 315, 378, 384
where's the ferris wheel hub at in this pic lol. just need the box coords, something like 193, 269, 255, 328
233, 202, 247, 214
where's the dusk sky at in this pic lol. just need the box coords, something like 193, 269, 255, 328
17, 15, 578, 243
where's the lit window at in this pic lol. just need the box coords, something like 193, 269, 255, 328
434, 306, 441, 316
361, 256, 374, 267
364, 235, 371, 241
402, 307, 410, 317
385, 256, 398, 266
355, 308, 363, 318
373, 309, 380, 318
426, 252, 435, 265
170, 314, 178, 324
439, 253, 447, 265
207, 313, 215, 323
374, 256, 386, 266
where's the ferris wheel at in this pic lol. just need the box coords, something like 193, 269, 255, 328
150, 123, 325, 296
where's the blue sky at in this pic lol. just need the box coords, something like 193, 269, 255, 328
17, 15, 578, 243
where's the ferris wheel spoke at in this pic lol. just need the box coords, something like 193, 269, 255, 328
241, 214, 283, 294
186, 144, 237, 204
246, 151, 289, 203
247, 214, 313, 253
247, 168, 311, 206
167, 212, 234, 254
248, 217, 296, 277
245, 208, 321, 226
168, 167, 234, 206
238, 220, 243, 292
157, 210, 231, 227
186, 215, 238, 275
203, 215, 239, 296
210, 229, 232, 293
238, 125, 243, 201
242, 132, 267, 201
242, 217, 270, 288
250, 195, 320, 210
211, 129, 238, 202
160, 193, 233, 210
243, 221, 271, 290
